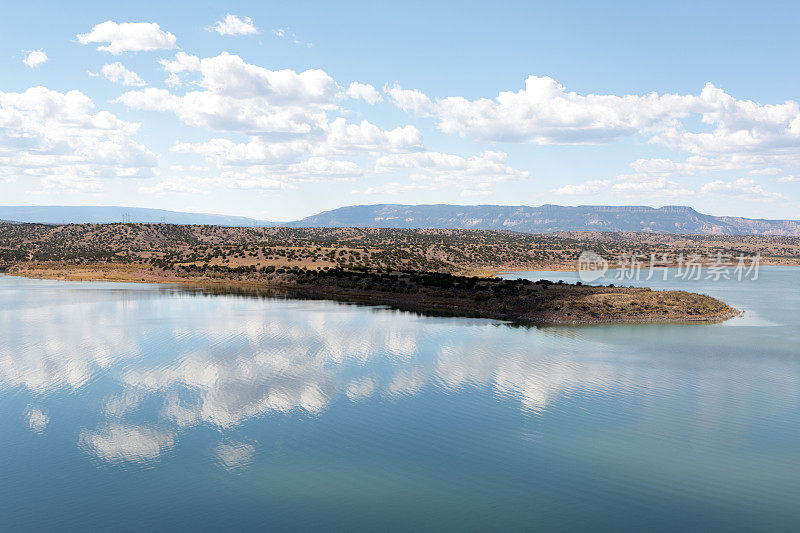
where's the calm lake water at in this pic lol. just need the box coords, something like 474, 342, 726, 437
1, 267, 799, 531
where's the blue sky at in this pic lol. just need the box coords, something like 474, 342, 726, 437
1, 0, 799, 220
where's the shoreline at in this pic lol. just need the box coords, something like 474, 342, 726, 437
4, 263, 739, 326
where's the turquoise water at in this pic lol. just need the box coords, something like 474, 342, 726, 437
0, 268, 799, 531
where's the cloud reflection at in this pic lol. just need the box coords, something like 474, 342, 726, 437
79, 424, 176, 464
215, 441, 256, 471
26, 407, 49, 432
3, 279, 796, 468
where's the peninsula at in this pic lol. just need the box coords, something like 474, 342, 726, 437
0, 222, 745, 324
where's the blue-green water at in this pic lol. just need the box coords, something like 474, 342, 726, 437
0, 268, 799, 531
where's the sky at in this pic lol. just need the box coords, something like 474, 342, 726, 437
1, 0, 799, 221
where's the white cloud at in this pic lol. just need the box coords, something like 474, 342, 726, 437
347, 82, 382, 104
611, 175, 693, 198
212, 171, 292, 192
372, 150, 528, 195
172, 138, 311, 165
287, 156, 363, 178
196, 53, 335, 102
553, 180, 610, 196
750, 167, 783, 176
651, 84, 800, 156
77, 21, 177, 54
554, 175, 692, 198
207, 14, 258, 36
362, 181, 437, 195
700, 178, 784, 201
159, 52, 201, 87
323, 118, 423, 154
140, 177, 209, 195
390, 76, 697, 143
169, 117, 422, 170
149, 153, 363, 195
80, 424, 176, 463
777, 175, 800, 183
629, 156, 743, 176
98, 62, 146, 87
460, 188, 492, 197
23, 50, 48, 68
386, 76, 800, 183
375, 150, 527, 180
0, 87, 157, 188
40, 173, 104, 193
115, 51, 542, 199
385, 84, 434, 117
118, 52, 337, 137
272, 27, 312, 47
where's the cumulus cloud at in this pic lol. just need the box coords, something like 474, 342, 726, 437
169, 118, 422, 169
98, 62, 146, 87
0, 87, 158, 189
651, 84, 800, 156
369, 150, 528, 196
77, 21, 177, 54
287, 156, 363, 178
149, 150, 363, 194
389, 76, 697, 143
777, 175, 800, 183
116, 51, 540, 197
119, 52, 337, 137
700, 178, 783, 201
158, 51, 201, 86
207, 14, 258, 36
554, 175, 692, 198
751, 167, 783, 176
611, 175, 693, 198
323, 118, 423, 154
347, 82, 382, 104
387, 76, 800, 185
384, 84, 434, 116
362, 181, 437, 195
40, 173, 104, 193
140, 177, 209, 196
375, 150, 527, 180
172, 138, 310, 165
23, 50, 48, 68
552, 180, 609, 196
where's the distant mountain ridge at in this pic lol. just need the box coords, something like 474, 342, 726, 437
287, 204, 800, 236
1, 204, 799, 236
0, 206, 271, 227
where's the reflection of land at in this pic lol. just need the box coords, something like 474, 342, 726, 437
1, 278, 795, 467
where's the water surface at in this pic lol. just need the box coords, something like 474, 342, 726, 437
1, 268, 799, 530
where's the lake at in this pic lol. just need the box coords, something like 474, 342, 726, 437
1, 267, 799, 531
